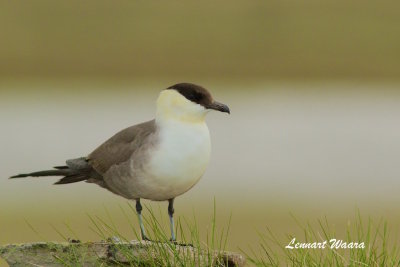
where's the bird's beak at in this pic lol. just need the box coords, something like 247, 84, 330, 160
207, 101, 230, 114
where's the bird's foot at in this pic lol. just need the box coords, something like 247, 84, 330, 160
141, 235, 153, 242
68, 238, 81, 244
170, 239, 194, 247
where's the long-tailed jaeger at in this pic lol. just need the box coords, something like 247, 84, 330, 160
10, 83, 230, 241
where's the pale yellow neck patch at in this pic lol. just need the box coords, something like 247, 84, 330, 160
155, 90, 208, 124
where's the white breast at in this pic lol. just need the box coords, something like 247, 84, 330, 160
142, 120, 211, 200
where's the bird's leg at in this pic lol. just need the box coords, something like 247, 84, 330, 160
135, 199, 149, 241
168, 198, 176, 242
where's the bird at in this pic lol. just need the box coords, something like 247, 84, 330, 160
10, 83, 230, 242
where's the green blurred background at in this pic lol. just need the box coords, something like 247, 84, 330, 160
1, 0, 400, 264
1, 0, 400, 80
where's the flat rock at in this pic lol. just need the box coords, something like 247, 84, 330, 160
0, 240, 246, 266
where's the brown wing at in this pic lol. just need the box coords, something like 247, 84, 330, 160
88, 120, 156, 175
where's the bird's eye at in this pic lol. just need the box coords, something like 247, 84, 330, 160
187, 92, 203, 103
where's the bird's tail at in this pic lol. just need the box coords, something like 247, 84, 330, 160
10, 158, 92, 184
10, 169, 70, 178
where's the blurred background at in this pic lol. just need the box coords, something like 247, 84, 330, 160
1, 0, 400, 261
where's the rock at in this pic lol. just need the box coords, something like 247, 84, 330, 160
0, 240, 246, 266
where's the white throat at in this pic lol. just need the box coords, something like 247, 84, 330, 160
155, 90, 209, 124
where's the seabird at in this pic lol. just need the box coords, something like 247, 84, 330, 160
10, 83, 230, 241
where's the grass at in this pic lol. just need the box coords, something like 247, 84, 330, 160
2, 205, 400, 266
244, 211, 400, 267
15, 199, 234, 266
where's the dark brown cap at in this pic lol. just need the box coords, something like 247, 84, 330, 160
167, 83, 230, 114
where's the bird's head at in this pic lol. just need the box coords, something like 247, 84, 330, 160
156, 83, 230, 123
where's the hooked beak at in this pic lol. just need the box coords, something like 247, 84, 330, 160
206, 101, 230, 114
